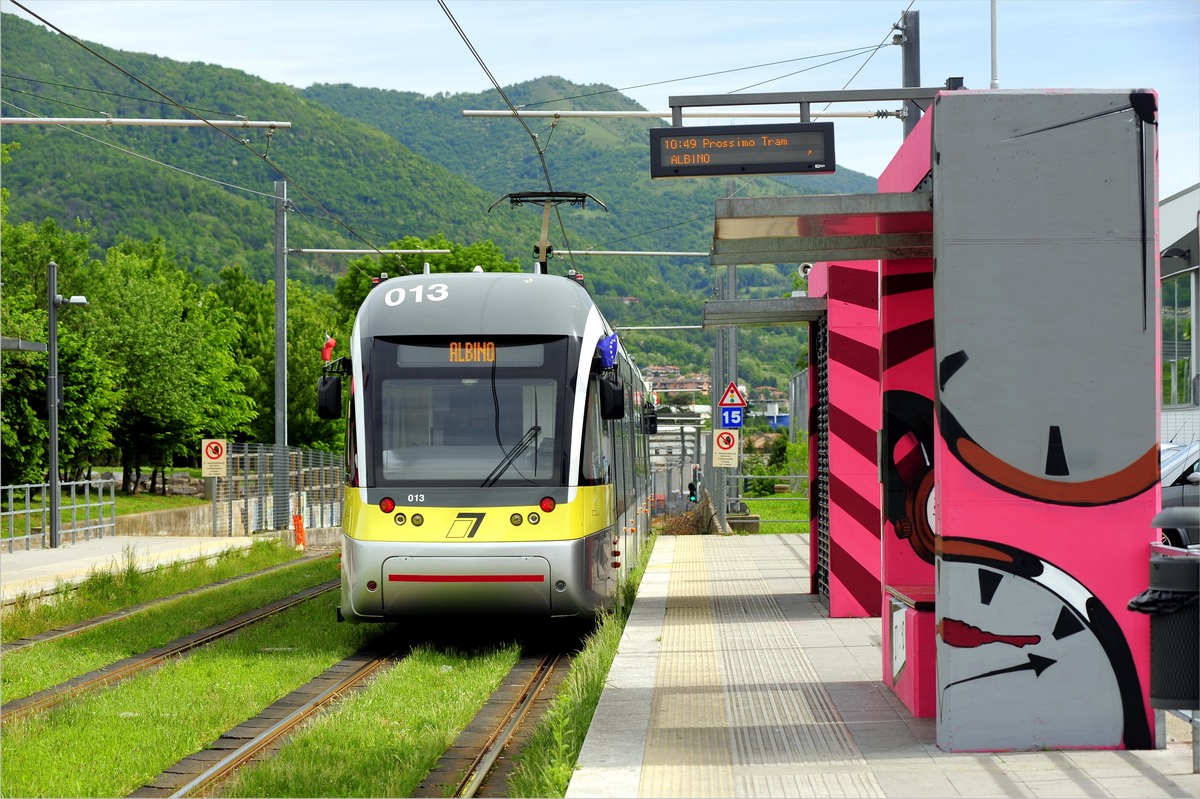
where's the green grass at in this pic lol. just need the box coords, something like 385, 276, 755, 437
113, 492, 208, 515
1, 539, 304, 643
0, 530, 660, 798
741, 493, 810, 533
0, 592, 387, 798
220, 643, 520, 797
1, 555, 337, 701
506, 535, 655, 798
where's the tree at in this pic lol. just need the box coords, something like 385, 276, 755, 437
80, 239, 256, 492
0, 148, 120, 483
284, 276, 345, 451
213, 266, 345, 451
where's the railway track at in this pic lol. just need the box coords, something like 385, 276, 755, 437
416, 650, 573, 798
1, 553, 334, 655
0, 580, 339, 725
130, 643, 573, 798
129, 642, 406, 798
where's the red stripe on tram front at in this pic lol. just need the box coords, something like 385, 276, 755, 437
388, 574, 546, 583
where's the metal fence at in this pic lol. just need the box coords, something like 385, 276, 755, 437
211, 444, 343, 536
1, 479, 118, 552
724, 473, 810, 531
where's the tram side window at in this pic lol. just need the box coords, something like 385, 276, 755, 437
581, 375, 611, 485
345, 394, 359, 487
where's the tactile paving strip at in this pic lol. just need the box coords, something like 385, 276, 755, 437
639, 537, 736, 798
641, 536, 884, 798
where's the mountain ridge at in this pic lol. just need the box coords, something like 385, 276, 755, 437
1, 12, 877, 385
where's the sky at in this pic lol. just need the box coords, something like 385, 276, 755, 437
2, 0, 1198, 197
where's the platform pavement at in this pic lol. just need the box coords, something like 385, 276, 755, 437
0, 534, 257, 604
567, 534, 1199, 799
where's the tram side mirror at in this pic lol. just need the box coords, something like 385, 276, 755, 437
600, 375, 625, 420
643, 407, 658, 434
317, 375, 342, 420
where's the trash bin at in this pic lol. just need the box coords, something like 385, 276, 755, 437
1128, 554, 1199, 709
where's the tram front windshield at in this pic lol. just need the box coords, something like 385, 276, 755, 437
366, 336, 570, 487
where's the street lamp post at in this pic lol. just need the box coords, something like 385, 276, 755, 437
47, 261, 88, 549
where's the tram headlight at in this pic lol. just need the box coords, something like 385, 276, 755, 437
527, 512, 540, 525
394, 513, 406, 526
510, 513, 523, 526
411, 514, 424, 526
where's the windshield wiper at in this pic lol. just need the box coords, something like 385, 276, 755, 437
481, 425, 541, 487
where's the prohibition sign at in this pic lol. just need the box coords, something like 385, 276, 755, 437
201, 438, 228, 478
713, 428, 739, 467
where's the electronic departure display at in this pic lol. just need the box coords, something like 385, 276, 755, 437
650, 122, 835, 179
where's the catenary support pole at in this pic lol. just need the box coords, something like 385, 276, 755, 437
274, 181, 290, 531
902, 10, 922, 138
47, 261, 60, 549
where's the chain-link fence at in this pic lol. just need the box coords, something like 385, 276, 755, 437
211, 444, 343, 536
1, 479, 118, 552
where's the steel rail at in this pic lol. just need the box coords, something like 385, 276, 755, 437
166, 649, 398, 798
1, 555, 334, 655
455, 653, 562, 798
0, 581, 338, 724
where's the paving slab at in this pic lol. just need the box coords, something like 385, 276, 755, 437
567, 533, 1200, 798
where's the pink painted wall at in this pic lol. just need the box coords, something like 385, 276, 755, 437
825, 262, 884, 617
931, 90, 1158, 751
878, 112, 936, 594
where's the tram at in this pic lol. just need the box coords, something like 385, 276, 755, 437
318, 270, 655, 623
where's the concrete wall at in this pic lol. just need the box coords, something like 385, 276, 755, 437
116, 505, 215, 536
114, 504, 340, 548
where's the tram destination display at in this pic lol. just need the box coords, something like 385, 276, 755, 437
650, 122, 835, 179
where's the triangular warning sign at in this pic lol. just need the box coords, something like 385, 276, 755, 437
718, 381, 747, 407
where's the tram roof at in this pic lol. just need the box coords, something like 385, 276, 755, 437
356, 271, 602, 338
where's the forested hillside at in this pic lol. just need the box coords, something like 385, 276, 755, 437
2, 12, 881, 479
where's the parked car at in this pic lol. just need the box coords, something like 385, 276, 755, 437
1159, 441, 1200, 547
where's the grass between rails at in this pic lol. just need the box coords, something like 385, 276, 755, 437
0, 592, 387, 798
1, 555, 337, 701
2, 529, 658, 798
220, 643, 521, 797
505, 534, 656, 798
1, 539, 304, 642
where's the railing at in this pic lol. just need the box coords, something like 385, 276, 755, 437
210, 444, 343, 536
724, 473, 810, 532
1, 479, 118, 551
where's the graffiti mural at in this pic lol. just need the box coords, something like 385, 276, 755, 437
938, 537, 1150, 749
931, 90, 1158, 751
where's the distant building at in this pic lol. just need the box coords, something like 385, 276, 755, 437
1161, 184, 1199, 445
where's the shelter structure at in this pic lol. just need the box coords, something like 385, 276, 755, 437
708, 89, 1161, 751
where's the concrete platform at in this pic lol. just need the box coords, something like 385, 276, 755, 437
567, 534, 1199, 799
0, 534, 257, 605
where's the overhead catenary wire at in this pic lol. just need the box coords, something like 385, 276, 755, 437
437, 0, 580, 271
515, 44, 884, 109
457, 11, 910, 264
8, 0, 392, 264
1, 116, 292, 128
0, 99, 276, 198
811, 0, 917, 113
463, 110, 899, 119
0, 71, 246, 118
